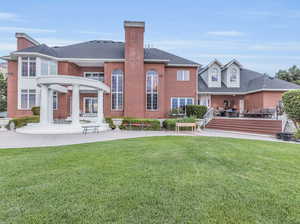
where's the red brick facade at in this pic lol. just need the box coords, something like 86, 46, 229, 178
6, 22, 287, 119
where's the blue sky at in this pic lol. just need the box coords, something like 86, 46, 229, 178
0, 0, 300, 75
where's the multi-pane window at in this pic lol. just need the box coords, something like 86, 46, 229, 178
111, 69, 123, 110
146, 70, 158, 110
21, 89, 36, 109
84, 97, 98, 114
171, 97, 194, 113
21, 57, 36, 77
230, 67, 238, 82
53, 92, 58, 110
41, 59, 57, 76
211, 68, 219, 82
85, 72, 104, 82
177, 70, 190, 81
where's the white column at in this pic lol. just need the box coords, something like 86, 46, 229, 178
40, 84, 49, 126
97, 90, 104, 123
72, 84, 80, 126
48, 89, 53, 124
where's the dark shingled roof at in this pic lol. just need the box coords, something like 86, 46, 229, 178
14, 40, 199, 66
198, 68, 300, 93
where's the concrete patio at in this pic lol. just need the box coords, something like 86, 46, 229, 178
0, 129, 296, 149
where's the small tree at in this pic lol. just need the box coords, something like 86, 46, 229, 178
282, 90, 300, 129
0, 72, 7, 112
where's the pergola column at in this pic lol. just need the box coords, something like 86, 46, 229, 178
40, 84, 49, 126
97, 90, 104, 123
71, 84, 80, 126
48, 89, 53, 124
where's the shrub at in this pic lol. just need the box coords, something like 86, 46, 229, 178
105, 117, 116, 130
168, 108, 184, 118
120, 118, 160, 131
282, 90, 300, 128
186, 105, 207, 119
31, 107, 40, 116
163, 117, 196, 131
7, 116, 40, 129
294, 129, 300, 140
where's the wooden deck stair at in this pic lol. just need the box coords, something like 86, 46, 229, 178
206, 118, 282, 135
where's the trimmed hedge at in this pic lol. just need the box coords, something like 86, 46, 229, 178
294, 129, 300, 140
186, 105, 207, 119
105, 117, 116, 130
7, 116, 40, 129
120, 118, 160, 131
31, 107, 40, 116
163, 117, 196, 131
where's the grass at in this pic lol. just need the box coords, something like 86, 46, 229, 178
0, 136, 300, 223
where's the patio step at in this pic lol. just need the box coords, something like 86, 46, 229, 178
206, 118, 282, 135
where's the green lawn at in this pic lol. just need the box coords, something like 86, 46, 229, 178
0, 137, 300, 224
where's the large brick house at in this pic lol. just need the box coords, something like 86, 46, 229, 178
2, 21, 299, 120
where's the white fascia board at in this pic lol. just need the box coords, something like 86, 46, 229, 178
167, 64, 200, 67
198, 88, 298, 95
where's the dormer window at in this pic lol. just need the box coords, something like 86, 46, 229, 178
211, 68, 219, 82
230, 67, 238, 82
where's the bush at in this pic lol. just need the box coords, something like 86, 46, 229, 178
282, 90, 300, 128
105, 117, 116, 130
294, 129, 300, 140
168, 108, 184, 118
120, 118, 160, 131
163, 117, 196, 131
186, 105, 207, 118
7, 116, 40, 129
31, 107, 40, 116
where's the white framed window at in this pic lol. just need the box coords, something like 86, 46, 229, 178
41, 59, 57, 76
177, 70, 190, 81
21, 89, 36, 109
84, 72, 104, 82
111, 69, 123, 110
21, 57, 36, 77
83, 97, 98, 114
211, 68, 219, 82
53, 92, 58, 110
171, 97, 194, 110
230, 67, 238, 82
146, 70, 158, 110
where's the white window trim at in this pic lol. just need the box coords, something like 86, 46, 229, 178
84, 72, 104, 81
41, 59, 58, 76
111, 70, 123, 111
170, 97, 194, 109
21, 56, 37, 78
146, 70, 159, 111
20, 89, 37, 110
177, 70, 190, 81
53, 91, 58, 110
83, 97, 97, 114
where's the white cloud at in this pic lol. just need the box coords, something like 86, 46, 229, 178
0, 26, 56, 33
207, 31, 244, 37
0, 12, 20, 21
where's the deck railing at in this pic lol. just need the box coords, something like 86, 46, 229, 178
203, 107, 214, 128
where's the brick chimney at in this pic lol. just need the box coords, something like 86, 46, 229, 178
15, 33, 39, 50
124, 21, 145, 117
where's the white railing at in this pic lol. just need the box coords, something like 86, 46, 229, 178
203, 107, 214, 128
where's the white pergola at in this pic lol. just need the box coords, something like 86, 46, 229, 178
36, 75, 110, 127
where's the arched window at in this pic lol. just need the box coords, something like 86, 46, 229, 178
146, 70, 158, 110
111, 69, 123, 110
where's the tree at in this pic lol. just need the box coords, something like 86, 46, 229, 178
282, 90, 300, 129
0, 72, 7, 112
275, 65, 300, 84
